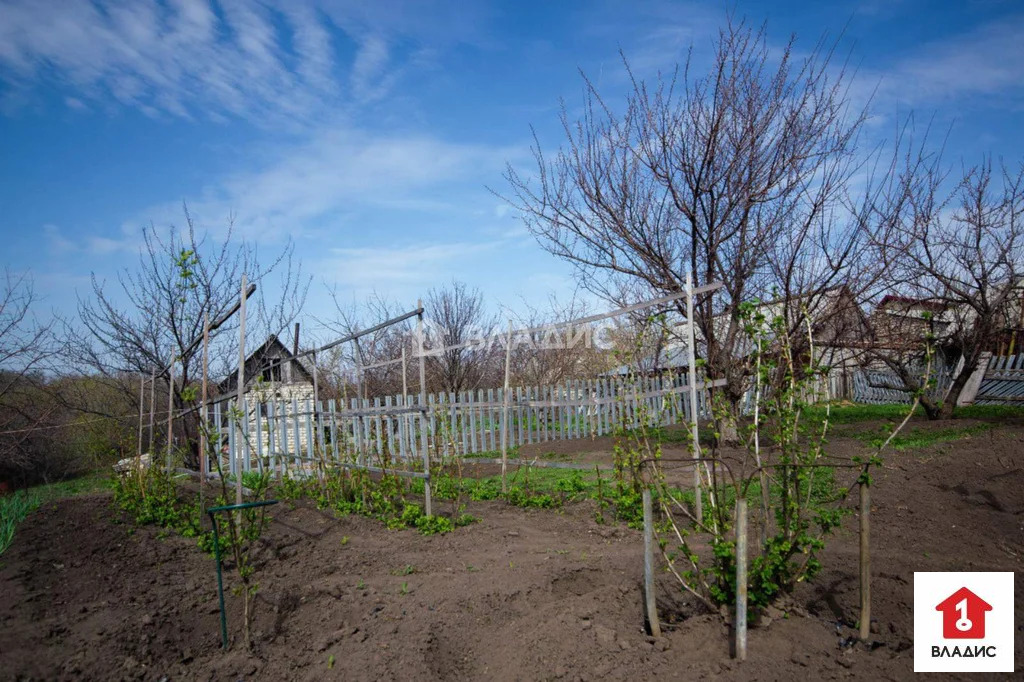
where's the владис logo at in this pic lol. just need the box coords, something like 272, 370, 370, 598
914, 572, 1013, 673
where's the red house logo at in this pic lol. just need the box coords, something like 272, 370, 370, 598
936, 587, 992, 639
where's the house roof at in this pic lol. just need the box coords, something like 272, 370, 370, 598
217, 335, 314, 393
878, 295, 947, 313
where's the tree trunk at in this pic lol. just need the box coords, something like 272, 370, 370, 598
939, 359, 978, 420
919, 395, 942, 420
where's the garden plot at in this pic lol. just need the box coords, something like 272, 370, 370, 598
1, 417, 1022, 680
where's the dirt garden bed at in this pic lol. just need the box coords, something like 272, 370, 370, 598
1, 421, 1022, 680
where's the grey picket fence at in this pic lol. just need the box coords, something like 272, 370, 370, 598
205, 373, 709, 478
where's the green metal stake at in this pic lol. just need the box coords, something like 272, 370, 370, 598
207, 500, 278, 649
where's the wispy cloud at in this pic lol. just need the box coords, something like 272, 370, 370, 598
874, 13, 1024, 107
0, 0, 482, 124
0, 0, 325, 122
326, 240, 506, 287
38, 122, 522, 260
134, 125, 520, 242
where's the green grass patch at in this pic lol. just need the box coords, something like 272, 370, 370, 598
461, 446, 520, 460
1, 472, 113, 556
804, 402, 1024, 426
803, 403, 922, 425
851, 422, 995, 451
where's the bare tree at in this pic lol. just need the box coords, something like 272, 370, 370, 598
871, 156, 1024, 417
503, 20, 889, 439
0, 271, 62, 484
508, 294, 612, 386
319, 290, 415, 400
424, 281, 499, 395
62, 207, 308, 460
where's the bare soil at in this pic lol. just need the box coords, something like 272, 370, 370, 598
1, 420, 1022, 681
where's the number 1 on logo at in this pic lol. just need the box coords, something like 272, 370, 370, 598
955, 597, 972, 632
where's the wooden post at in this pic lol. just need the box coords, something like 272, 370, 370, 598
166, 360, 175, 472
501, 320, 512, 494
312, 350, 319, 407
401, 346, 409, 399
859, 482, 871, 640
686, 272, 703, 525
735, 497, 748, 661
137, 374, 145, 460
643, 488, 661, 638
235, 273, 248, 506
401, 347, 409, 459
417, 299, 432, 516
147, 368, 156, 453
200, 313, 210, 481
311, 348, 320, 457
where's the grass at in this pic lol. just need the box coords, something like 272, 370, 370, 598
803, 402, 1024, 425
461, 446, 520, 460
851, 423, 995, 451
1, 472, 113, 556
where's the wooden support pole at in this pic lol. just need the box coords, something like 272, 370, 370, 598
401, 346, 410, 459
200, 313, 210, 481
401, 346, 408, 400
235, 273, 248, 506
166, 360, 175, 472
137, 374, 145, 460
859, 482, 871, 640
312, 350, 319, 407
643, 488, 661, 638
148, 368, 155, 453
735, 497, 748, 661
686, 272, 703, 525
501, 320, 512, 494
354, 340, 365, 465
417, 299, 431, 516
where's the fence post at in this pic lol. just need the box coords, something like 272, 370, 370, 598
859, 482, 871, 640
735, 497, 748, 661
643, 488, 661, 638
502, 321, 512, 493
417, 299, 432, 516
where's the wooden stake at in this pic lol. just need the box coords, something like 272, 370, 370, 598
859, 482, 871, 640
401, 346, 410, 460
200, 313, 210, 481
148, 368, 156, 453
501, 320, 512, 494
166, 360, 175, 472
686, 272, 703, 525
417, 299, 431, 516
643, 488, 661, 638
137, 374, 145, 460
735, 497, 748, 661
235, 273, 248, 506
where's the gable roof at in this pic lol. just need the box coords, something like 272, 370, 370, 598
217, 335, 314, 393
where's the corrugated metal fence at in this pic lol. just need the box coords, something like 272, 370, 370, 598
975, 354, 1024, 404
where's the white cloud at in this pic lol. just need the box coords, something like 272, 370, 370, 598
0, 0, 480, 126
326, 240, 504, 286
868, 14, 1024, 107
111, 124, 522, 246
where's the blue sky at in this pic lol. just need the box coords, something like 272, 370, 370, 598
2, 0, 1024, 336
